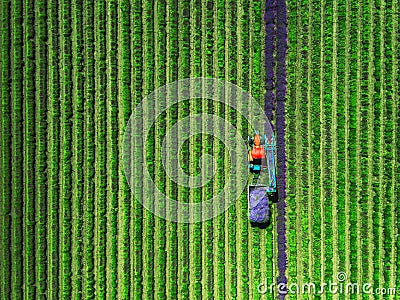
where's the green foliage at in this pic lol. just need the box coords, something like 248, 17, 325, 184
1, 0, 12, 297
3, 0, 399, 298
24, 0, 36, 297
71, 0, 84, 298
82, 0, 96, 298
286, 0, 298, 284
284, 0, 399, 295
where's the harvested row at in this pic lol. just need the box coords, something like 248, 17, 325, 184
259, 0, 275, 297
264, 0, 275, 122
275, 0, 288, 294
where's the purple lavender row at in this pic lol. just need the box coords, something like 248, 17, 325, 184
275, 0, 288, 297
264, 0, 276, 125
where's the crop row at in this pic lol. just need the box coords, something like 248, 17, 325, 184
82, 0, 96, 298
215, 0, 226, 299
347, 0, 359, 283
118, 0, 132, 298
36, 0, 49, 296
131, 0, 144, 299
393, 0, 399, 292
143, 0, 156, 298
47, 0, 62, 297
334, 0, 347, 278
71, 0, 84, 298
24, 0, 37, 297
11, 0, 24, 298
153, 0, 167, 299
1, 0, 12, 298
165, 0, 178, 298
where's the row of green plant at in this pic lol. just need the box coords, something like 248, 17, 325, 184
154, 0, 167, 299
71, 0, 84, 297
24, 0, 37, 297
118, 0, 132, 298
0, 0, 12, 297
82, 0, 96, 298
285, 0, 298, 289
60, 0, 73, 296
11, 0, 24, 298
131, 0, 144, 299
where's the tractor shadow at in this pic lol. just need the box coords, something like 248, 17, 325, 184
250, 220, 271, 229
268, 192, 279, 204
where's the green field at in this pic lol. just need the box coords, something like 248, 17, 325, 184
285, 0, 399, 298
0, 0, 399, 299
1, 0, 277, 299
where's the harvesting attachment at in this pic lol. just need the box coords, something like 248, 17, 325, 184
247, 131, 277, 226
